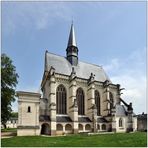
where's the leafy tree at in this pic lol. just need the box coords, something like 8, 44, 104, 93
1, 53, 19, 128
11, 112, 18, 118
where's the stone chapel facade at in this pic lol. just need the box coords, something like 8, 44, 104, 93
17, 24, 137, 136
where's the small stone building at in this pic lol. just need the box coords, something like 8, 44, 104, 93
17, 24, 137, 136
6, 118, 18, 128
137, 113, 147, 132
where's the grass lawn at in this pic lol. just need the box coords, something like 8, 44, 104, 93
1, 132, 147, 147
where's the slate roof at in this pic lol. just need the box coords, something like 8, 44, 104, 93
56, 116, 72, 122
39, 115, 50, 121
45, 52, 110, 82
115, 104, 127, 116
97, 117, 108, 123
78, 117, 92, 122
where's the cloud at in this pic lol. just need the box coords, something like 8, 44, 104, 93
11, 78, 42, 112
111, 75, 146, 114
2, 2, 73, 34
104, 48, 146, 114
2, 2, 123, 34
104, 58, 120, 72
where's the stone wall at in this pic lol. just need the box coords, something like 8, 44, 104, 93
17, 91, 41, 136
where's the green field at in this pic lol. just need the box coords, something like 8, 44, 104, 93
1, 132, 147, 147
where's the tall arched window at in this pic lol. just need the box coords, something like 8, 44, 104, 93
76, 88, 85, 115
119, 118, 123, 127
109, 92, 114, 109
56, 84, 67, 114
95, 90, 100, 116
108, 92, 114, 114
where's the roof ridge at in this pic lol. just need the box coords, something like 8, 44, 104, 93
46, 51, 103, 68
46, 51, 65, 58
44, 51, 110, 82
79, 60, 102, 68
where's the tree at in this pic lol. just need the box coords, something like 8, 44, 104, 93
1, 53, 19, 128
11, 112, 18, 118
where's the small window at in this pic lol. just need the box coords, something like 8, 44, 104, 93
119, 118, 123, 127
27, 106, 31, 113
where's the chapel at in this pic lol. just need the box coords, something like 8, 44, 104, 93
17, 23, 137, 136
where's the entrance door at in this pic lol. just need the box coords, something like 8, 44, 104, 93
41, 123, 50, 135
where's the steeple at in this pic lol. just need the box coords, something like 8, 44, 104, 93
67, 23, 77, 47
66, 23, 78, 66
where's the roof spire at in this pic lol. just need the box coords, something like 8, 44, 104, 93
66, 22, 79, 66
67, 22, 77, 47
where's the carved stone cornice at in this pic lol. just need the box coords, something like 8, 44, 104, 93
109, 84, 118, 90
76, 81, 87, 87
76, 78, 87, 83
55, 73, 69, 80
55, 74, 70, 84
95, 82, 103, 89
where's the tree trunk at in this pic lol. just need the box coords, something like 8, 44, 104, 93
4, 124, 6, 129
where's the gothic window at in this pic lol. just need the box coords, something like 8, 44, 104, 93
95, 90, 101, 116
119, 118, 123, 127
109, 92, 114, 108
76, 88, 85, 115
27, 106, 31, 112
56, 84, 67, 114
108, 92, 114, 114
